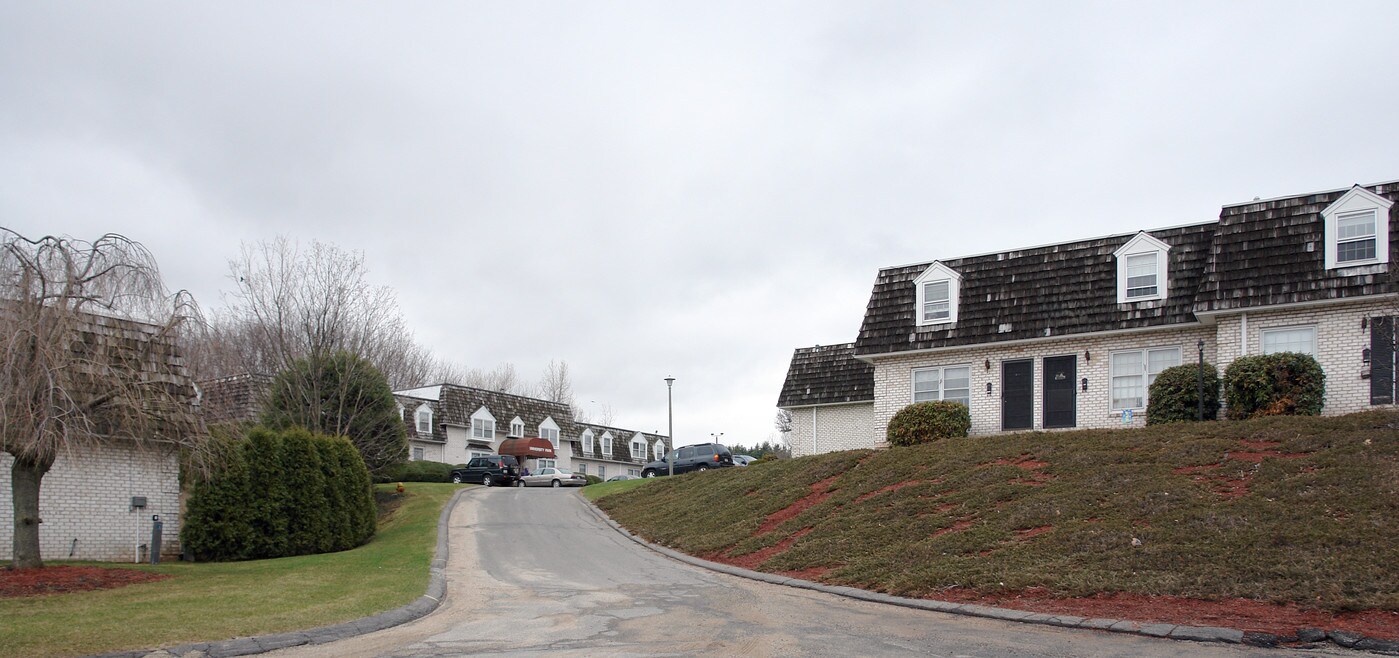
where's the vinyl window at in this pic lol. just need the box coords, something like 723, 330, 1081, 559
471, 418, 495, 440
922, 281, 950, 323
411, 447, 425, 461
415, 409, 431, 434
602, 435, 613, 456
510, 420, 524, 437
1336, 210, 1378, 264
1262, 326, 1317, 356
1124, 253, 1158, 299
1110, 347, 1181, 410
540, 427, 559, 445
912, 366, 971, 407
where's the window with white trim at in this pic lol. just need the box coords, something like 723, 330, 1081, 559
509, 417, 524, 437
599, 465, 607, 478
412, 446, 425, 461
1110, 347, 1181, 410
1262, 326, 1317, 356
601, 432, 613, 456
912, 366, 971, 407
537, 458, 556, 469
1322, 186, 1392, 269
1124, 253, 1158, 299
577, 463, 587, 475
415, 405, 432, 434
469, 450, 491, 460
1114, 232, 1170, 303
913, 262, 961, 327
629, 468, 640, 477
539, 417, 560, 446
654, 440, 665, 461
582, 429, 594, 453
470, 407, 496, 441
632, 438, 645, 459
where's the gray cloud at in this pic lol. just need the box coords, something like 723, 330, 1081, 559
4, 1, 1399, 445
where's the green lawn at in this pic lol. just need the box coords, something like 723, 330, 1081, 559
0, 482, 460, 658
581, 477, 652, 501
597, 411, 1399, 612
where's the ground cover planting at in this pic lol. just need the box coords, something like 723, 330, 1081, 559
595, 411, 1399, 640
0, 482, 457, 658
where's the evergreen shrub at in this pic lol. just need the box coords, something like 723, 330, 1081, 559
181, 426, 377, 561
887, 401, 971, 446
1146, 363, 1221, 424
1222, 352, 1326, 419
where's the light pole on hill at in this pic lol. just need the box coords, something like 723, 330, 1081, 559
665, 377, 675, 477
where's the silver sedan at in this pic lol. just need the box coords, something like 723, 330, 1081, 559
516, 467, 588, 488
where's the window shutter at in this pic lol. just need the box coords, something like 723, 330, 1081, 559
1371, 316, 1394, 405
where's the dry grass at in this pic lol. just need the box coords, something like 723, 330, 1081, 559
597, 411, 1399, 612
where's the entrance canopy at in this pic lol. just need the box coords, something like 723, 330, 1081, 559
497, 437, 556, 459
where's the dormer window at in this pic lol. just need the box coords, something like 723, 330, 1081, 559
539, 417, 560, 446
913, 262, 961, 327
601, 432, 613, 456
1323, 185, 1391, 270
470, 406, 496, 440
415, 404, 432, 434
631, 434, 645, 460
654, 439, 665, 461
1114, 232, 1170, 303
582, 429, 594, 453
509, 416, 524, 437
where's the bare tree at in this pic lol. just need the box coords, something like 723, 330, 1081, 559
774, 408, 793, 434
443, 362, 530, 394
595, 403, 616, 426
1, 230, 205, 569
192, 238, 441, 389
537, 359, 574, 406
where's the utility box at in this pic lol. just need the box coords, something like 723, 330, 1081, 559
130, 496, 146, 511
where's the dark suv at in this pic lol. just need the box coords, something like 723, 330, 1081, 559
451, 455, 519, 487
640, 443, 733, 477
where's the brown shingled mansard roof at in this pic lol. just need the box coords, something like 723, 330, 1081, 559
571, 423, 667, 465
852, 180, 1399, 359
777, 343, 874, 408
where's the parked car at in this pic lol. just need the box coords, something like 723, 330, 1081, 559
732, 454, 756, 466
450, 455, 520, 487
605, 474, 639, 482
640, 442, 734, 477
516, 467, 588, 488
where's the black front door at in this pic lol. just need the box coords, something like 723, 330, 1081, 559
1043, 355, 1077, 429
1002, 359, 1033, 431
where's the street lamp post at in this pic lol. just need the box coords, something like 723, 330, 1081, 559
710, 432, 723, 445
665, 377, 675, 477
1197, 340, 1206, 421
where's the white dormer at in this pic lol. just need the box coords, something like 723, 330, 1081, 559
631, 432, 646, 460
653, 439, 665, 461
1114, 232, 1171, 304
601, 431, 614, 456
509, 416, 524, 437
913, 262, 962, 327
470, 406, 496, 441
581, 428, 595, 453
415, 404, 433, 434
397, 402, 405, 421
1323, 186, 1392, 270
539, 417, 560, 445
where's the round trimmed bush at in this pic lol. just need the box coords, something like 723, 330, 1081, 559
887, 401, 971, 446
1223, 352, 1326, 419
1147, 363, 1221, 425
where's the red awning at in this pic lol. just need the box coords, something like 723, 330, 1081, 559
497, 437, 556, 459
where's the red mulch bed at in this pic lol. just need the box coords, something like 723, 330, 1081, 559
930, 587, 1399, 641
0, 565, 171, 598
756, 476, 839, 535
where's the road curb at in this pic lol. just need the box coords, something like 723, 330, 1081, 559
579, 496, 1399, 655
100, 485, 478, 658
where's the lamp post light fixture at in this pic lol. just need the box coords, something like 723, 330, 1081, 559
665, 376, 675, 477
710, 432, 724, 445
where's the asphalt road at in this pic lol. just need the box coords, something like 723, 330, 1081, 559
270, 487, 1352, 657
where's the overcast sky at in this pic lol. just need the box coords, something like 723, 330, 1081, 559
3, 2, 1398, 448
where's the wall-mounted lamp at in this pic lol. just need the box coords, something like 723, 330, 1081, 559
984, 359, 991, 370
1363, 348, 1372, 363
1084, 350, 1091, 362
986, 382, 994, 395
1363, 317, 1369, 329
1081, 378, 1089, 392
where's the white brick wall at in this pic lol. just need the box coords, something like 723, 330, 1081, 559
408, 440, 445, 463
1213, 298, 1395, 416
785, 402, 878, 457
0, 443, 182, 562
872, 326, 1219, 438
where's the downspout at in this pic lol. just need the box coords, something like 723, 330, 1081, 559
811, 407, 818, 455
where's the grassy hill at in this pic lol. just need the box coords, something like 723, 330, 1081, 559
596, 411, 1399, 614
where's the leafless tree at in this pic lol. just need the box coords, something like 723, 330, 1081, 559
1, 230, 205, 569
594, 403, 616, 426
537, 359, 574, 406
774, 408, 793, 434
442, 362, 531, 395
190, 238, 440, 390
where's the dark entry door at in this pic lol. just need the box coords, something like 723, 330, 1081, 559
1043, 355, 1077, 429
1002, 360, 1033, 431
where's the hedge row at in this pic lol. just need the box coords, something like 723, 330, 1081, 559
1146, 353, 1326, 424
376, 459, 459, 483
182, 426, 376, 561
